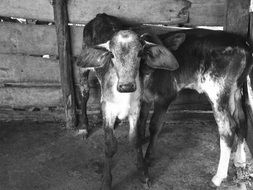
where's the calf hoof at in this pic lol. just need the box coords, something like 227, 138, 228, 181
101, 179, 112, 190
208, 181, 218, 189
211, 174, 226, 187
144, 156, 156, 167
77, 124, 89, 139
137, 167, 151, 188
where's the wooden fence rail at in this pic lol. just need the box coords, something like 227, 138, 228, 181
0, 0, 225, 26
0, 0, 226, 121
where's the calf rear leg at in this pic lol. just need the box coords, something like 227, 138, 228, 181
233, 90, 247, 168
210, 97, 237, 187
78, 70, 90, 137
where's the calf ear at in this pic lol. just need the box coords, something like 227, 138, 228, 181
76, 41, 112, 68
143, 44, 179, 71
163, 33, 185, 51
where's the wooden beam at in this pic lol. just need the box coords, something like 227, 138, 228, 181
0, 22, 184, 56
0, 86, 63, 107
224, 0, 250, 36
0, 54, 99, 87
53, 0, 77, 129
0, 0, 190, 25
0, 0, 226, 26
0, 86, 100, 108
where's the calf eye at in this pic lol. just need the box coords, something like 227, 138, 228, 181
109, 52, 114, 58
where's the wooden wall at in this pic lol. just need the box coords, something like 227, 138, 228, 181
0, 0, 226, 121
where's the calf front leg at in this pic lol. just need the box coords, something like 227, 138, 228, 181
145, 99, 170, 165
78, 70, 90, 137
130, 101, 151, 184
101, 102, 118, 190
135, 102, 151, 170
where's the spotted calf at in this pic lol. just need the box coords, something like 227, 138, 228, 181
137, 29, 253, 187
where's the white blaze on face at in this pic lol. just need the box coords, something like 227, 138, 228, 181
117, 33, 134, 44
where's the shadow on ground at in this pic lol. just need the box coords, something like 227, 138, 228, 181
0, 112, 252, 190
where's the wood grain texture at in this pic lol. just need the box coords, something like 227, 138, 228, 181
188, 3, 225, 26
0, 0, 226, 26
53, 0, 77, 128
0, 22, 59, 55
0, 54, 60, 84
224, 0, 250, 36
0, 0, 190, 25
0, 53, 100, 88
0, 86, 100, 108
0, 23, 186, 56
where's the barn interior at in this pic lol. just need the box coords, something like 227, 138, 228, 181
0, 0, 253, 189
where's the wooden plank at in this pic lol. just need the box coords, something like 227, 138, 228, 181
0, 54, 99, 87
0, 54, 60, 83
0, 22, 189, 56
0, 0, 190, 25
0, 107, 101, 122
224, 0, 250, 36
0, 86, 100, 108
0, 22, 184, 56
0, 86, 62, 107
188, 3, 225, 26
0, 0, 227, 26
53, 0, 77, 128
0, 22, 59, 55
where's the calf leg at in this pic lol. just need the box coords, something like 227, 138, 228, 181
135, 101, 152, 183
78, 70, 90, 137
144, 99, 171, 165
211, 101, 236, 187
101, 102, 118, 190
233, 90, 247, 168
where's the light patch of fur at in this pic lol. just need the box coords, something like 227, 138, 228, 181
222, 46, 233, 54
103, 73, 141, 136
247, 75, 253, 114
117, 34, 134, 44
198, 72, 225, 103
98, 41, 110, 51
212, 138, 231, 186
234, 139, 246, 168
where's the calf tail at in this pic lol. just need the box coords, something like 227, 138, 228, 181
242, 72, 253, 154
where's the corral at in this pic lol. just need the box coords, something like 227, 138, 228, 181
0, 0, 253, 189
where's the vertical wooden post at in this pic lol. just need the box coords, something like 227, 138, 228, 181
52, 0, 77, 128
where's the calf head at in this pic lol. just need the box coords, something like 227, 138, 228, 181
76, 30, 179, 92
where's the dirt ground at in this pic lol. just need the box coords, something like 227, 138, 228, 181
0, 111, 253, 190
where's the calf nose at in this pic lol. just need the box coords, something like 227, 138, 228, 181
117, 82, 136, 92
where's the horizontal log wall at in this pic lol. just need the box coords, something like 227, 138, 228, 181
0, 0, 224, 120
0, 0, 225, 26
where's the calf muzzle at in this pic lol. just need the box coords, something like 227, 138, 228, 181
117, 82, 136, 93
